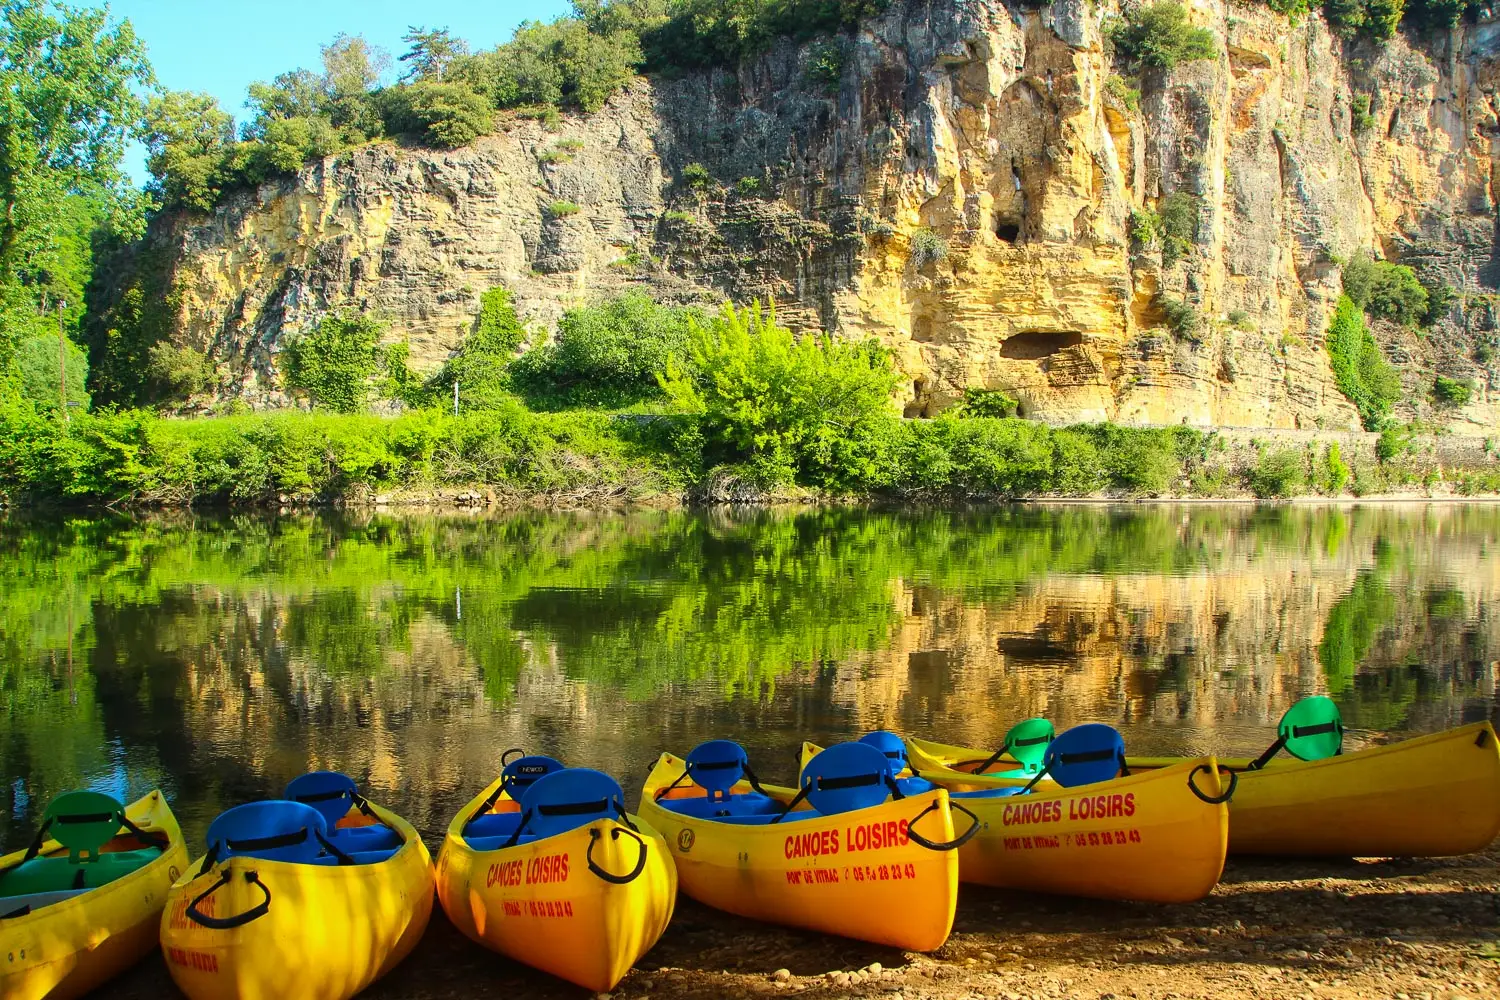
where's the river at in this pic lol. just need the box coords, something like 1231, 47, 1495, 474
3, 503, 1497, 851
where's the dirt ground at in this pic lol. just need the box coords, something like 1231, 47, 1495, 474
113, 839, 1500, 1000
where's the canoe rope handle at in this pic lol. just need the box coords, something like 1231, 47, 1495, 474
1186, 764, 1238, 805
587, 826, 648, 885
501, 747, 526, 766
186, 869, 272, 929
906, 800, 982, 852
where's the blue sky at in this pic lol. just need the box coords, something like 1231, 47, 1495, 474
111, 0, 573, 180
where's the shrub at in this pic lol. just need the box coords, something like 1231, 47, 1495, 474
1250, 447, 1306, 498
735, 176, 764, 197
960, 387, 1020, 419
1158, 191, 1198, 267
1321, 442, 1350, 494
662, 210, 697, 225
146, 343, 213, 401
1351, 94, 1374, 132
390, 81, 493, 148
1420, 281, 1456, 327
280, 312, 385, 413
1324, 0, 1404, 41
1158, 295, 1202, 341
1327, 295, 1402, 430
1078, 423, 1199, 495
1227, 309, 1253, 330
1342, 251, 1428, 326
1107, 3, 1217, 71
681, 162, 712, 190
805, 38, 846, 93
1130, 207, 1160, 247
1106, 74, 1141, 113
910, 228, 948, 269
511, 292, 703, 409
1432, 375, 1473, 407
1376, 424, 1411, 462
659, 301, 900, 488
547, 200, 581, 217
430, 288, 528, 411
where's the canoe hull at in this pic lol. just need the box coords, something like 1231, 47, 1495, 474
436, 776, 676, 993
639, 752, 960, 952
159, 801, 433, 1000
1138, 722, 1500, 857
1, 790, 189, 1000
951, 760, 1227, 902
913, 722, 1500, 858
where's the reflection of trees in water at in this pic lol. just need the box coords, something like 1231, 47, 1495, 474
2, 504, 1498, 845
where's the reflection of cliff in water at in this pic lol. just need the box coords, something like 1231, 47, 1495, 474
2, 504, 1497, 846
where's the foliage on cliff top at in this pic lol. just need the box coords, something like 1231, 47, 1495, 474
1107, 3, 1216, 71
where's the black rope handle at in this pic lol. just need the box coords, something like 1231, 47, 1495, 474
907, 800, 982, 852
186, 870, 272, 929
1186, 764, 1238, 805
587, 826, 649, 885
501, 747, 526, 766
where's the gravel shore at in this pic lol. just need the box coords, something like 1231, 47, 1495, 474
115, 839, 1500, 1000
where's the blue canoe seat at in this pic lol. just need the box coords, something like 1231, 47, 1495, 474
501, 754, 566, 798
658, 740, 780, 816
285, 771, 402, 851
519, 768, 628, 839
858, 732, 937, 796
800, 742, 899, 816
465, 810, 535, 853
205, 801, 329, 864
1045, 724, 1128, 788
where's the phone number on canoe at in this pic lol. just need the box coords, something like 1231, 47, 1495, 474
1004, 829, 1142, 850
785, 862, 918, 886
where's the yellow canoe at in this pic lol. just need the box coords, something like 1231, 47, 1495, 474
807, 737, 1230, 903
160, 790, 433, 1000
436, 766, 676, 993
639, 741, 971, 952
1, 789, 189, 1000
912, 721, 1500, 857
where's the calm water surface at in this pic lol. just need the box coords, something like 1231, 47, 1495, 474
2, 504, 1498, 851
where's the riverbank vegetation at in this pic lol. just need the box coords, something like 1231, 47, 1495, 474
1, 294, 1488, 508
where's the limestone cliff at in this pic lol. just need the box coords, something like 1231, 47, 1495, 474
130, 0, 1499, 430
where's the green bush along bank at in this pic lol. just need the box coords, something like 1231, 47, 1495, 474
4, 397, 1492, 507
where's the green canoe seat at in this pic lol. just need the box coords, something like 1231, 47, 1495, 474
0, 790, 161, 898
1246, 696, 1345, 770
0, 849, 160, 897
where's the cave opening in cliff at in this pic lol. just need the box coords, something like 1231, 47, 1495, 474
995, 220, 1021, 244
1000, 331, 1085, 360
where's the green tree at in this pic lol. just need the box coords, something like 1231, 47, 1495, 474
280, 312, 385, 413
1107, 3, 1217, 71
511, 291, 702, 409
398, 26, 468, 82
384, 81, 492, 147
0, 1, 153, 378
17, 333, 89, 413
142, 90, 235, 212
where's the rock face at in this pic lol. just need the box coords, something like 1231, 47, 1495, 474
140, 0, 1498, 430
